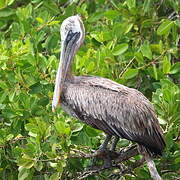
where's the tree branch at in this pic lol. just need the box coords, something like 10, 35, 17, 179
145, 155, 162, 180
70, 145, 162, 180
71, 145, 141, 179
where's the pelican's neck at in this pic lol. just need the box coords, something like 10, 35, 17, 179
65, 67, 74, 81
62, 51, 75, 82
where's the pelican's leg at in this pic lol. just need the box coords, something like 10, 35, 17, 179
103, 136, 119, 168
110, 136, 119, 151
97, 134, 112, 168
98, 134, 112, 151
90, 136, 119, 169
89, 135, 112, 169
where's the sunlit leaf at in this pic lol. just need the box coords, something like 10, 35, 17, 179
157, 20, 174, 35
18, 158, 35, 169
112, 43, 128, 56
141, 41, 152, 59
126, 0, 136, 9
124, 23, 134, 34
36, 17, 44, 23
55, 121, 70, 135
104, 10, 119, 20
85, 126, 100, 137
49, 172, 60, 180
18, 166, 30, 180
134, 52, 144, 64
170, 62, 180, 74
122, 68, 139, 79
163, 56, 171, 74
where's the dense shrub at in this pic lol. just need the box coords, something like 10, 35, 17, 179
0, 0, 179, 179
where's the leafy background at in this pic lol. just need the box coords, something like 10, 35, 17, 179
0, 0, 179, 179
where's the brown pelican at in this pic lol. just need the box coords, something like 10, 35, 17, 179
52, 15, 165, 164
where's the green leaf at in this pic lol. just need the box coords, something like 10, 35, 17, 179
9, 91, 15, 102
18, 166, 30, 180
0, 8, 14, 17
6, 134, 14, 141
34, 161, 43, 171
85, 126, 100, 137
126, 0, 136, 9
157, 20, 174, 35
49, 172, 60, 180
48, 21, 60, 26
36, 17, 44, 23
134, 52, 144, 64
0, 0, 6, 9
38, 97, 49, 106
112, 43, 128, 56
25, 123, 39, 137
163, 56, 171, 74
90, 31, 104, 42
175, 157, 180, 164
88, 12, 104, 22
86, 61, 95, 72
119, 139, 129, 147
170, 62, 180, 74
0, 81, 8, 89
124, 23, 134, 34
141, 42, 152, 60
7, 0, 15, 6
55, 121, 70, 135
75, 55, 86, 69
153, 64, 158, 80
143, 0, 151, 13
72, 123, 84, 133
29, 83, 42, 94
45, 34, 59, 51
158, 117, 167, 125
104, 10, 119, 20
122, 68, 139, 79
18, 158, 35, 169
150, 43, 163, 54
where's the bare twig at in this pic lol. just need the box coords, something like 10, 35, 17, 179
70, 145, 162, 180
119, 57, 135, 78
109, 157, 146, 178
70, 148, 119, 159
71, 145, 140, 179
145, 155, 162, 180
115, 145, 139, 163
137, 53, 164, 70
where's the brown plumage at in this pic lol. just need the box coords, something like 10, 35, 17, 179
61, 76, 165, 155
52, 15, 165, 157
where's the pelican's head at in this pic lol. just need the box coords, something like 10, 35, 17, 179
52, 15, 85, 112
60, 15, 85, 49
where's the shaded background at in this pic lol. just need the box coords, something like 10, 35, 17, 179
0, 0, 179, 179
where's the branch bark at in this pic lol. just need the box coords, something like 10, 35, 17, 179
70, 145, 162, 180
145, 155, 162, 180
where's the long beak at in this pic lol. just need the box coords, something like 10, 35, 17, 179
52, 31, 80, 112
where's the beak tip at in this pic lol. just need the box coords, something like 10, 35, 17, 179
52, 106, 55, 112
52, 103, 56, 112
52, 100, 61, 112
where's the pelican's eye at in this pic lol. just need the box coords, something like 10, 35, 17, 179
66, 30, 73, 43
65, 30, 80, 47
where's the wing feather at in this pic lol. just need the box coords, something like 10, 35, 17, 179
62, 76, 165, 155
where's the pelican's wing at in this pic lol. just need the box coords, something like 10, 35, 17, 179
63, 76, 165, 155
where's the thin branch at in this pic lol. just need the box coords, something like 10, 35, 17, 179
71, 145, 140, 179
115, 145, 139, 163
119, 57, 135, 78
70, 145, 163, 180
70, 148, 119, 159
109, 157, 145, 178
145, 155, 162, 180
137, 53, 165, 70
